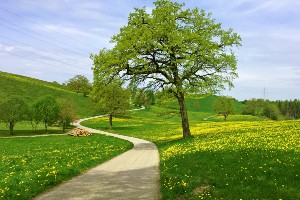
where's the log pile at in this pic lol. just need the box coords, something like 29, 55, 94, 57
69, 128, 91, 136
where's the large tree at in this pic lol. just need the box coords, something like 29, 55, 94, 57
0, 97, 28, 135
91, 0, 241, 138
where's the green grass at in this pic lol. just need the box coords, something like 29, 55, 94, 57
82, 108, 300, 199
0, 134, 132, 199
0, 71, 94, 118
205, 114, 268, 122
158, 95, 244, 113
0, 122, 70, 137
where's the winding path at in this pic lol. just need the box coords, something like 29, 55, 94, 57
34, 112, 160, 200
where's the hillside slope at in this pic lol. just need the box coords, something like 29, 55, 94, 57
0, 71, 93, 118
158, 95, 244, 114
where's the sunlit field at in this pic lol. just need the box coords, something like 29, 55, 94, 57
0, 122, 69, 137
0, 134, 132, 199
82, 108, 300, 199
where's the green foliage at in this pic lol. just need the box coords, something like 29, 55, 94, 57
57, 99, 77, 132
0, 71, 93, 118
213, 96, 235, 121
92, 82, 130, 129
263, 103, 280, 120
0, 97, 29, 135
133, 89, 155, 108
32, 96, 60, 132
242, 99, 281, 120
64, 75, 92, 96
276, 99, 300, 119
0, 134, 132, 199
91, 0, 241, 138
242, 99, 265, 116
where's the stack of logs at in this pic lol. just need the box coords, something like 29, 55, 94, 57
69, 128, 91, 136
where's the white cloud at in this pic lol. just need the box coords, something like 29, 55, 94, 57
0, 43, 15, 52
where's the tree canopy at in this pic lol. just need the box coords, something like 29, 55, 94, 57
213, 96, 235, 121
92, 81, 130, 130
32, 95, 60, 132
57, 99, 77, 132
0, 97, 28, 135
91, 0, 241, 138
64, 75, 92, 96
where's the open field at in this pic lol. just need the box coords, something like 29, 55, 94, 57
0, 122, 69, 137
1, 71, 299, 199
82, 108, 300, 199
0, 134, 132, 199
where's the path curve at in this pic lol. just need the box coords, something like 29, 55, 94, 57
35, 110, 160, 200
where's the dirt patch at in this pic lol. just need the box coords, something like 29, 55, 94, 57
193, 185, 211, 195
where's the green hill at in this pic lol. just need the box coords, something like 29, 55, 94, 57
0, 71, 93, 118
159, 95, 244, 114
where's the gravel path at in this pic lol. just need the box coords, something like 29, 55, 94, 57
34, 114, 160, 200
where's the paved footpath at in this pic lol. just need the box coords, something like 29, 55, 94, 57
34, 114, 160, 200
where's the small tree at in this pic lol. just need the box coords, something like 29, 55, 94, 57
242, 99, 265, 116
0, 97, 28, 135
65, 75, 92, 96
92, 82, 130, 130
213, 96, 235, 121
263, 103, 280, 120
57, 99, 77, 132
134, 89, 155, 108
32, 96, 59, 133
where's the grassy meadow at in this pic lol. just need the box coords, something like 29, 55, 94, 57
1, 71, 299, 199
0, 134, 132, 199
0, 122, 69, 137
82, 107, 300, 199
0, 71, 94, 118
158, 95, 244, 114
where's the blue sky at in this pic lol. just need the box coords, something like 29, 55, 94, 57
0, 0, 299, 100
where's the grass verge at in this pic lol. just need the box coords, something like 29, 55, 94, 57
0, 134, 132, 199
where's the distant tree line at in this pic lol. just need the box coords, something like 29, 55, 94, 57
241, 99, 300, 120
276, 99, 300, 119
0, 96, 76, 135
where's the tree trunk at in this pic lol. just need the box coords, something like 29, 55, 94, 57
109, 114, 113, 130
9, 121, 14, 135
45, 120, 48, 133
177, 92, 191, 138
